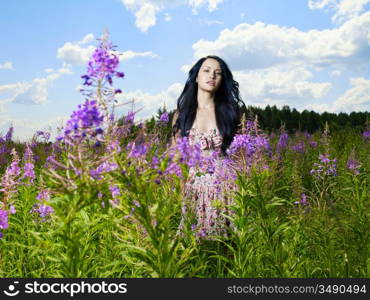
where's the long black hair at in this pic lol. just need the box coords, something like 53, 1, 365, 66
173, 55, 246, 155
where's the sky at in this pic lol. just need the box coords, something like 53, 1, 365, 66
0, 0, 370, 142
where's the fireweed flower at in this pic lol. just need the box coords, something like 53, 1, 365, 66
227, 133, 271, 170
363, 129, 370, 141
310, 154, 337, 179
22, 144, 35, 184
59, 99, 104, 142
84, 42, 123, 84
304, 132, 312, 139
107, 139, 121, 153
291, 141, 305, 154
158, 112, 169, 124
79, 32, 125, 120
127, 142, 148, 159
294, 193, 309, 206
30, 204, 54, 222
309, 140, 318, 148
36, 189, 51, 202
30, 189, 54, 222
4, 126, 13, 142
277, 132, 289, 152
109, 185, 121, 207
0, 148, 21, 204
171, 136, 205, 170
90, 161, 118, 180
164, 161, 183, 178
150, 155, 160, 169
124, 111, 135, 124
0, 209, 9, 238
36, 131, 51, 141
346, 158, 361, 175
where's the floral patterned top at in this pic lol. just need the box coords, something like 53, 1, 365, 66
178, 126, 237, 240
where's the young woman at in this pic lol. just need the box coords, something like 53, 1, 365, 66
171, 55, 246, 240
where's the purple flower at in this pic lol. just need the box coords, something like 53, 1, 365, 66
36, 131, 51, 142
36, 189, 51, 202
151, 155, 160, 169
164, 162, 183, 178
107, 140, 122, 153
109, 185, 121, 207
83, 39, 123, 85
0, 149, 21, 202
277, 132, 289, 152
4, 126, 13, 142
309, 141, 318, 148
310, 154, 337, 179
30, 204, 54, 221
158, 112, 169, 124
23, 163, 35, 183
291, 141, 305, 153
304, 132, 312, 139
363, 130, 370, 140
59, 99, 104, 142
294, 193, 309, 206
9, 205, 16, 214
347, 158, 360, 175
227, 133, 271, 171
90, 161, 118, 180
0, 209, 9, 230
319, 154, 330, 163
127, 142, 148, 159
124, 111, 135, 123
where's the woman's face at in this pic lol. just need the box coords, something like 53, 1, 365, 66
196, 58, 222, 93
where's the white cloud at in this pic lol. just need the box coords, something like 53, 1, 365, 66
57, 42, 95, 65
0, 82, 27, 95
44, 68, 54, 73
135, 3, 157, 32
57, 33, 97, 65
121, 0, 224, 32
188, 13, 370, 70
329, 70, 341, 76
189, 0, 224, 14
0, 61, 13, 70
0, 67, 72, 106
115, 82, 183, 118
308, 0, 370, 23
180, 64, 191, 73
304, 103, 331, 113
78, 33, 95, 45
199, 18, 224, 25
118, 50, 160, 61
234, 67, 332, 108
305, 77, 370, 113
332, 77, 370, 111
164, 12, 172, 22
58, 33, 159, 64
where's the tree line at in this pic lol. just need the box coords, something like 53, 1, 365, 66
151, 104, 369, 134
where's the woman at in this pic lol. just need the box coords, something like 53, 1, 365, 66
171, 55, 246, 240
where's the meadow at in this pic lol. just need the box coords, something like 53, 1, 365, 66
0, 34, 368, 278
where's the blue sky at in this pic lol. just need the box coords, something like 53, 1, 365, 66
1, 0, 369, 141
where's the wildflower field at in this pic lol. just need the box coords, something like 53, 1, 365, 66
0, 35, 369, 278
